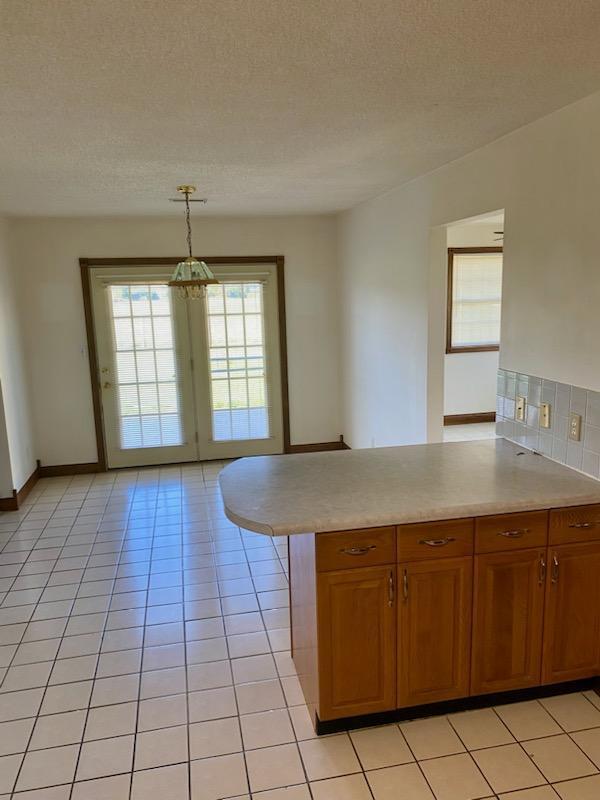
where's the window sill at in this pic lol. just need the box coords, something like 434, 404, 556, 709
446, 345, 500, 354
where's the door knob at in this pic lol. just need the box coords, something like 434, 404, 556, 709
103, 381, 112, 389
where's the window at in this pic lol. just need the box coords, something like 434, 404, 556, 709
109, 284, 184, 449
447, 248, 503, 353
205, 281, 270, 442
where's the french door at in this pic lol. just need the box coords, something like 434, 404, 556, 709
90, 262, 284, 468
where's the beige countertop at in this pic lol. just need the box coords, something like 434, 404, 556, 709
218, 439, 600, 536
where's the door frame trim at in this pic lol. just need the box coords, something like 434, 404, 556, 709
80, 255, 290, 470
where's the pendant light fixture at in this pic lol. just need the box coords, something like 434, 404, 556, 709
168, 184, 218, 299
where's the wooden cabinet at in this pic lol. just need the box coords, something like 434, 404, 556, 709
542, 541, 600, 684
290, 505, 600, 731
471, 548, 546, 694
549, 505, 600, 545
398, 556, 472, 707
316, 526, 396, 572
475, 511, 548, 553
397, 519, 473, 561
317, 565, 396, 720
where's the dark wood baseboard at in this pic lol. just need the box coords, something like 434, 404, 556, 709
16, 463, 41, 505
316, 676, 599, 735
288, 439, 350, 454
28, 445, 351, 484
38, 462, 103, 478
444, 412, 496, 426
0, 495, 18, 512
2, 444, 353, 508
0, 461, 41, 511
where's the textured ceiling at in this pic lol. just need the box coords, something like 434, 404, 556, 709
2, 1, 600, 216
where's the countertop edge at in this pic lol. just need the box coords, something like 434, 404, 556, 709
222, 504, 276, 537
218, 441, 600, 537
222, 493, 600, 537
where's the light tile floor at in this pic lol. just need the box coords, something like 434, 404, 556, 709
443, 423, 498, 442
0, 463, 599, 799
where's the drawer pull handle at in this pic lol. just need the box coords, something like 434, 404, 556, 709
568, 522, 596, 529
497, 529, 529, 538
419, 537, 456, 547
340, 545, 376, 556
551, 553, 559, 584
539, 555, 546, 585
402, 569, 409, 602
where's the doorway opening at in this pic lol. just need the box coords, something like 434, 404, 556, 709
81, 256, 289, 469
442, 211, 504, 443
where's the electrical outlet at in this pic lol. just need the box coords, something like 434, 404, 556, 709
515, 396, 527, 423
569, 412, 582, 442
540, 402, 551, 429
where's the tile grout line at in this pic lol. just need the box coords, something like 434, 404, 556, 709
128, 468, 162, 800
245, 525, 318, 799
7, 473, 112, 794
180, 465, 194, 800
442, 712, 498, 798
3, 474, 99, 792
68, 470, 136, 800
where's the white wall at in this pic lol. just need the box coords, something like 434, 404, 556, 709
444, 353, 499, 415
444, 221, 501, 416
9, 215, 340, 466
338, 90, 600, 449
0, 218, 36, 492
338, 185, 433, 449
0, 389, 13, 497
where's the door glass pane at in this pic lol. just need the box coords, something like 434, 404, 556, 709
205, 282, 269, 441
109, 284, 184, 449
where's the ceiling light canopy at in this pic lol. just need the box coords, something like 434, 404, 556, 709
168, 185, 218, 299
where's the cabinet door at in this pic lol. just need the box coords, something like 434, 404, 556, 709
471, 548, 546, 695
317, 566, 396, 720
542, 541, 600, 684
398, 557, 472, 708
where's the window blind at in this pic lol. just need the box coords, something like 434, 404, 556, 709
450, 252, 502, 349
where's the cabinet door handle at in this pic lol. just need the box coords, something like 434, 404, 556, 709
551, 553, 559, 584
539, 554, 547, 585
388, 571, 394, 607
568, 521, 596, 529
419, 537, 455, 547
497, 529, 529, 538
339, 545, 375, 556
402, 569, 408, 602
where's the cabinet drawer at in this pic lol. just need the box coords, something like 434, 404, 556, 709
397, 519, 473, 561
549, 504, 600, 545
316, 527, 395, 572
475, 511, 548, 553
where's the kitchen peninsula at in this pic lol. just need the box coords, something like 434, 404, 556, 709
220, 439, 600, 732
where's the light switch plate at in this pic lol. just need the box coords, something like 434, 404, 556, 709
515, 396, 527, 423
569, 412, 582, 442
540, 402, 551, 429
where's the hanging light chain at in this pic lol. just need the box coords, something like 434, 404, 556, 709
184, 190, 193, 259
168, 184, 218, 299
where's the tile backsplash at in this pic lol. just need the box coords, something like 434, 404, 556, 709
496, 369, 600, 481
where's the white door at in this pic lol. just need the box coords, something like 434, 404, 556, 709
90, 262, 284, 468
189, 263, 284, 460
91, 266, 198, 468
